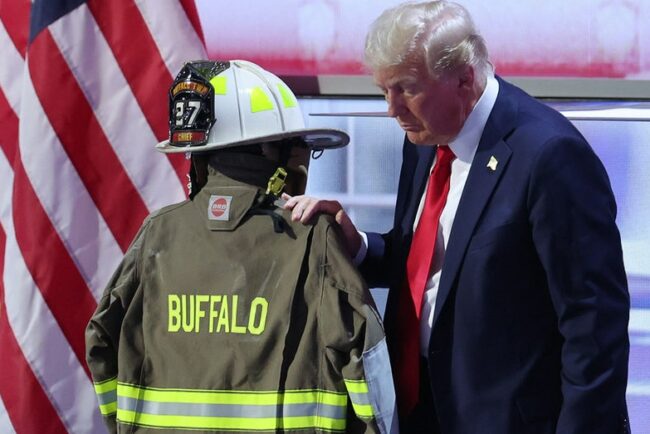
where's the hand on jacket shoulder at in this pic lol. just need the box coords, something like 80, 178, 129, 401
281, 193, 361, 258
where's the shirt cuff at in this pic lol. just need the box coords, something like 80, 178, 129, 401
353, 231, 368, 266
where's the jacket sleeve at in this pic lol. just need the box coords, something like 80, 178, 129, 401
320, 223, 399, 434
358, 230, 394, 289
359, 136, 426, 290
529, 136, 630, 433
85, 220, 149, 433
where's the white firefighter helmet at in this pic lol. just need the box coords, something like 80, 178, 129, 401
156, 60, 349, 153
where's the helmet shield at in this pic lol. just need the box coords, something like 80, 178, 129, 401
168, 61, 229, 148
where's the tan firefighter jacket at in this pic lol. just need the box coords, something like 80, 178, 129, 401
85, 161, 398, 434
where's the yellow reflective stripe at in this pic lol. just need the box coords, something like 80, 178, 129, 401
277, 83, 297, 108
344, 379, 369, 394
115, 383, 350, 430
99, 401, 117, 416
118, 410, 346, 431
94, 377, 117, 394
210, 76, 227, 95
350, 402, 374, 418
117, 383, 346, 406
94, 377, 118, 415
344, 379, 374, 418
250, 87, 274, 112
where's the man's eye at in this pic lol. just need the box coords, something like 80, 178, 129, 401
403, 86, 416, 96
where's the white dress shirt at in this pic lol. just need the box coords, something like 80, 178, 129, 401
416, 75, 499, 355
354, 75, 499, 355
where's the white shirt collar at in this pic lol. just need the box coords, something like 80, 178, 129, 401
447, 75, 499, 163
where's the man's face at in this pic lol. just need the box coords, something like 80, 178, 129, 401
373, 62, 473, 146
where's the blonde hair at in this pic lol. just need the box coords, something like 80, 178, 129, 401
364, 1, 492, 83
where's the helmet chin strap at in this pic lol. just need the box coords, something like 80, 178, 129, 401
252, 145, 292, 234
272, 141, 292, 192
266, 167, 288, 197
261, 137, 310, 198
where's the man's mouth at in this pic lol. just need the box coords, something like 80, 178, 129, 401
400, 123, 421, 132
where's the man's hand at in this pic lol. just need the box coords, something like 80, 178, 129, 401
282, 193, 362, 258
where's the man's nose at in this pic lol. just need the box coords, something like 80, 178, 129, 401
386, 91, 405, 118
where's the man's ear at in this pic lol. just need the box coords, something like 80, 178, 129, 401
457, 64, 475, 89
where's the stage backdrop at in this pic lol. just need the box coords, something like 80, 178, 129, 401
197, 0, 650, 81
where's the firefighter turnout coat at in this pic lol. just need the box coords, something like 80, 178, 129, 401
85, 161, 398, 434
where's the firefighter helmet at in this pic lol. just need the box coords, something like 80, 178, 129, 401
156, 60, 349, 153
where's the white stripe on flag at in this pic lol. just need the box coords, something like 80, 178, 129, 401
135, 0, 207, 76
18, 72, 122, 300
49, 5, 186, 212
0, 20, 24, 113
0, 397, 17, 434
0, 152, 104, 434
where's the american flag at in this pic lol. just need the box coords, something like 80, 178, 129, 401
0, 0, 206, 431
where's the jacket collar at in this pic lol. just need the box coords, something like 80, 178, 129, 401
193, 168, 265, 232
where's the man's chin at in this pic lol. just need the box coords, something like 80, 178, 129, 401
405, 131, 436, 146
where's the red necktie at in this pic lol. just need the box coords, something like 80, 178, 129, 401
394, 145, 455, 415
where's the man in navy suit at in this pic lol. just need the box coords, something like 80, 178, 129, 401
284, 1, 630, 433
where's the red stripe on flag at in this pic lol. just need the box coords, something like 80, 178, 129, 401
0, 226, 69, 434
0, 89, 18, 163
12, 160, 97, 378
28, 30, 150, 252
87, 0, 189, 187
179, 0, 205, 45
0, 0, 31, 56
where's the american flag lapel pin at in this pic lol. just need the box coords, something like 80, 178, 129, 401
487, 156, 498, 171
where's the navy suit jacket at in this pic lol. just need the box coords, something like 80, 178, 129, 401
360, 77, 630, 434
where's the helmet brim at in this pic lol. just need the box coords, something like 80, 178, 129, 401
156, 128, 349, 154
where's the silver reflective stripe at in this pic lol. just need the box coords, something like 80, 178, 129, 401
118, 396, 346, 420
348, 391, 371, 406
363, 337, 399, 434
97, 389, 117, 406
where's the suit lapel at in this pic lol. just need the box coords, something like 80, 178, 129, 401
431, 80, 517, 329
